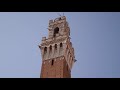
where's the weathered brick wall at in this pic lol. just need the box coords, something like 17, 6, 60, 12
40, 56, 71, 78
63, 59, 71, 78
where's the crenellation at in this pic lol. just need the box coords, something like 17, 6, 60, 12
39, 16, 75, 78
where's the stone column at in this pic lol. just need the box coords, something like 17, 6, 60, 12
52, 45, 55, 58
63, 43, 67, 55
57, 43, 60, 57
41, 47, 44, 60
47, 46, 50, 59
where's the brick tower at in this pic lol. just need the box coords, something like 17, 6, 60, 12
39, 16, 75, 78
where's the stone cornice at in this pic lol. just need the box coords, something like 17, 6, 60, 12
41, 36, 68, 46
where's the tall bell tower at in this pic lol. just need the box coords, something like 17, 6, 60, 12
39, 16, 75, 78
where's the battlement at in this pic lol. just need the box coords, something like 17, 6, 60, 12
49, 16, 66, 26
42, 37, 46, 41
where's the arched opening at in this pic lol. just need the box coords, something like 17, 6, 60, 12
51, 59, 54, 66
44, 47, 47, 54
54, 27, 59, 37
44, 47, 47, 59
54, 44, 57, 57
49, 45, 52, 57
60, 43, 63, 48
59, 43, 63, 55
55, 44, 57, 50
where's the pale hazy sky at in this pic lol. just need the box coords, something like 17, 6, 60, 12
0, 12, 120, 78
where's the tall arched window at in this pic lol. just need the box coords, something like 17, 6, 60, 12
59, 43, 63, 55
49, 45, 52, 52
49, 45, 52, 57
51, 59, 54, 66
60, 43, 63, 48
44, 47, 47, 59
44, 47, 47, 54
54, 44, 57, 57
55, 44, 57, 50
54, 27, 59, 37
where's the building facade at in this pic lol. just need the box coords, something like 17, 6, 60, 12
39, 16, 75, 78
